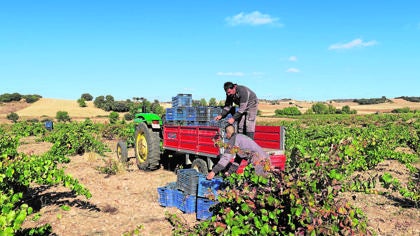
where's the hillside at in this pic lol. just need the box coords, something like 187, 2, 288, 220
1, 98, 420, 124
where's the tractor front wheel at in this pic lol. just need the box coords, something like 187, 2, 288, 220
116, 140, 128, 162
134, 123, 161, 171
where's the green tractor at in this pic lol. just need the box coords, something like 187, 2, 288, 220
116, 111, 163, 171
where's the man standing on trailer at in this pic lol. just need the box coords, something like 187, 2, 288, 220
214, 82, 258, 139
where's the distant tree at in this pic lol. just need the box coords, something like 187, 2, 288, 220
81, 93, 93, 101
191, 100, 201, 107
109, 111, 119, 124
218, 100, 225, 106
124, 113, 134, 121
105, 95, 114, 103
150, 99, 164, 116
208, 98, 218, 106
7, 112, 19, 123
0, 93, 22, 102
77, 98, 87, 107
312, 103, 328, 114
24, 94, 41, 103
94, 96, 105, 108
56, 111, 71, 122
275, 107, 301, 116
397, 96, 420, 102
327, 104, 336, 114
100, 95, 115, 111
391, 107, 411, 113
129, 102, 142, 115
341, 105, 351, 114
199, 98, 208, 106
353, 96, 390, 105
112, 101, 129, 112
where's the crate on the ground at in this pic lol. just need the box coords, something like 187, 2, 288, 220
196, 197, 218, 220
157, 182, 177, 207
197, 174, 225, 198
176, 169, 200, 195
44, 120, 54, 131
175, 192, 196, 214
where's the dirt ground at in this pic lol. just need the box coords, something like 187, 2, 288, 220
17, 137, 420, 236
2, 99, 420, 235
19, 138, 197, 236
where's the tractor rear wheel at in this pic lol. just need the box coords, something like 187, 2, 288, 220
134, 123, 161, 171
192, 158, 208, 174
116, 140, 128, 162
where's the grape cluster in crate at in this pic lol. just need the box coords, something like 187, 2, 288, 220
157, 169, 225, 220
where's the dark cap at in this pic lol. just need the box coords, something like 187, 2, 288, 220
223, 82, 235, 91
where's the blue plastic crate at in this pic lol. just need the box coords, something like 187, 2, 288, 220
176, 169, 199, 195
195, 107, 210, 121
190, 120, 218, 127
209, 107, 222, 120
185, 107, 196, 122
176, 192, 196, 213
196, 197, 218, 220
157, 182, 177, 207
195, 107, 222, 122
197, 174, 225, 198
165, 108, 175, 121
172, 94, 192, 107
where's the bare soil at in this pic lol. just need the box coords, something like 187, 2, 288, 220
17, 138, 420, 236
19, 138, 197, 236
3, 98, 420, 235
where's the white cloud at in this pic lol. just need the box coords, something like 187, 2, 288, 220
286, 68, 300, 73
226, 11, 283, 27
216, 72, 245, 77
328, 38, 377, 50
251, 72, 264, 76
289, 56, 297, 62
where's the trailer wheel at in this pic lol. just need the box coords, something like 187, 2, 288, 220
134, 123, 161, 171
192, 158, 208, 175
116, 140, 128, 162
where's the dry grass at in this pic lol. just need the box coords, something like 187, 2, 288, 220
0, 98, 110, 123
259, 98, 420, 116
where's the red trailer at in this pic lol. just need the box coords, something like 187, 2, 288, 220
161, 124, 286, 174
117, 117, 286, 174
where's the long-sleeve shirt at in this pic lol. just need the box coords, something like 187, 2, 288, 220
221, 85, 258, 120
212, 133, 269, 175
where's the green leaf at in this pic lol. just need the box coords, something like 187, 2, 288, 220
254, 217, 262, 229
5, 167, 14, 177
60, 205, 71, 211
381, 173, 393, 183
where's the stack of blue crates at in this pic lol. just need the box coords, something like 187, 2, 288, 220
165, 93, 224, 126
157, 169, 225, 219
196, 174, 224, 220
172, 94, 192, 107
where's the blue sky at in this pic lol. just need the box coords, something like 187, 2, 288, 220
1, 1, 419, 102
